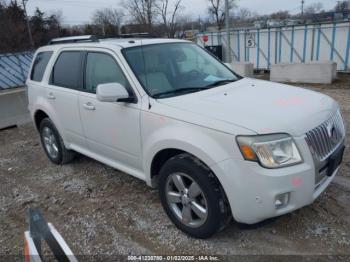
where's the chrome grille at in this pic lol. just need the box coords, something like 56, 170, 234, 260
305, 110, 346, 161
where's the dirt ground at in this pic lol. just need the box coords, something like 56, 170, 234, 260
1, 75, 350, 260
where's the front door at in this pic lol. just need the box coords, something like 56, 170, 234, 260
78, 51, 142, 172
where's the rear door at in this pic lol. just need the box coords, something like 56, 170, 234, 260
78, 49, 143, 173
27, 51, 53, 116
46, 49, 86, 148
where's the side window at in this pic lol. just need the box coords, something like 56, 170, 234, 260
30, 51, 53, 82
85, 52, 128, 93
51, 51, 83, 89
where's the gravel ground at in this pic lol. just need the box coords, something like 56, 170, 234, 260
1, 75, 350, 259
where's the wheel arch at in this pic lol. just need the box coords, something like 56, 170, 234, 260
34, 109, 49, 131
143, 125, 235, 187
31, 97, 64, 134
150, 148, 190, 187
147, 142, 228, 189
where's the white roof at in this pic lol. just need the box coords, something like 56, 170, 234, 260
39, 38, 190, 52
100, 38, 189, 48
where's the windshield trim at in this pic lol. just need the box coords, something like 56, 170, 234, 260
121, 42, 242, 99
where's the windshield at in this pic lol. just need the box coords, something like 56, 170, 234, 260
122, 42, 239, 98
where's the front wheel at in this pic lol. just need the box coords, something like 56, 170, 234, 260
158, 154, 231, 239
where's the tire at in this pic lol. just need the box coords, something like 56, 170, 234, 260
158, 153, 231, 239
39, 118, 75, 165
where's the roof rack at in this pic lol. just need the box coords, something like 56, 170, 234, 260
48, 35, 99, 45
119, 33, 151, 38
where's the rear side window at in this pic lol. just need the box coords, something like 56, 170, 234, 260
51, 51, 83, 89
30, 51, 53, 82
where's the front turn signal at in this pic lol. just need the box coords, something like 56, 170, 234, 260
239, 145, 257, 161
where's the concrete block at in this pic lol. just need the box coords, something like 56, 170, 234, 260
0, 88, 30, 129
225, 62, 254, 77
270, 61, 337, 84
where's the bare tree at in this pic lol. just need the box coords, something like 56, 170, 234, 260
174, 14, 193, 37
304, 2, 324, 14
334, 0, 350, 11
270, 11, 290, 20
207, 0, 236, 30
92, 8, 124, 35
235, 7, 258, 20
123, 0, 158, 32
157, 0, 182, 37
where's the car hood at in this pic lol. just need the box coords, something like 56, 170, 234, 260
157, 78, 338, 136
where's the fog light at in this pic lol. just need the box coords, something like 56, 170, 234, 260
275, 193, 290, 209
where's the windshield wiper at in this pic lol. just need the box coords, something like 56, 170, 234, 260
205, 79, 236, 88
153, 87, 211, 98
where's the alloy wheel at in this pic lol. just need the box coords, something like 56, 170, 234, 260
165, 172, 208, 228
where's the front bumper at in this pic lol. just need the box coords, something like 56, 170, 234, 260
210, 136, 343, 224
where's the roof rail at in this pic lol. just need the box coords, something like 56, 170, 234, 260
48, 35, 99, 45
119, 33, 151, 38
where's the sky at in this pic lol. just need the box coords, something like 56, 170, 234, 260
21, 0, 338, 25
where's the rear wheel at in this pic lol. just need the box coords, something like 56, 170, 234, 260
39, 118, 75, 165
158, 153, 231, 238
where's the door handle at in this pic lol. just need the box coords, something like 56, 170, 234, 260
83, 102, 95, 111
47, 92, 56, 100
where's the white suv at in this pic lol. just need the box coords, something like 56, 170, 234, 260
27, 36, 346, 238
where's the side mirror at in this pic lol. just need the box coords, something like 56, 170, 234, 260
96, 83, 133, 103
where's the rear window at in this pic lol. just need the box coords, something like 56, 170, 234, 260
30, 51, 53, 82
51, 51, 83, 89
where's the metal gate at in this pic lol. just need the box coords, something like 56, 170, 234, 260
197, 21, 350, 72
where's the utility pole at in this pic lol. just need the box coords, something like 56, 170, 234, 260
225, 0, 231, 63
22, 0, 34, 49
301, 0, 305, 16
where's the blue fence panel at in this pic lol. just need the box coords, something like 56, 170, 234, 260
197, 21, 350, 72
0, 51, 34, 90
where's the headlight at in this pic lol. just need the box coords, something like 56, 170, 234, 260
236, 134, 302, 168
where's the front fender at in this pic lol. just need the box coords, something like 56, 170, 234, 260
142, 118, 241, 186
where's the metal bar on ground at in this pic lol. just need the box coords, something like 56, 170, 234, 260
26, 209, 78, 262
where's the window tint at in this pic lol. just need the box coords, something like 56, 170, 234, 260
85, 52, 128, 93
30, 51, 53, 82
51, 51, 82, 89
